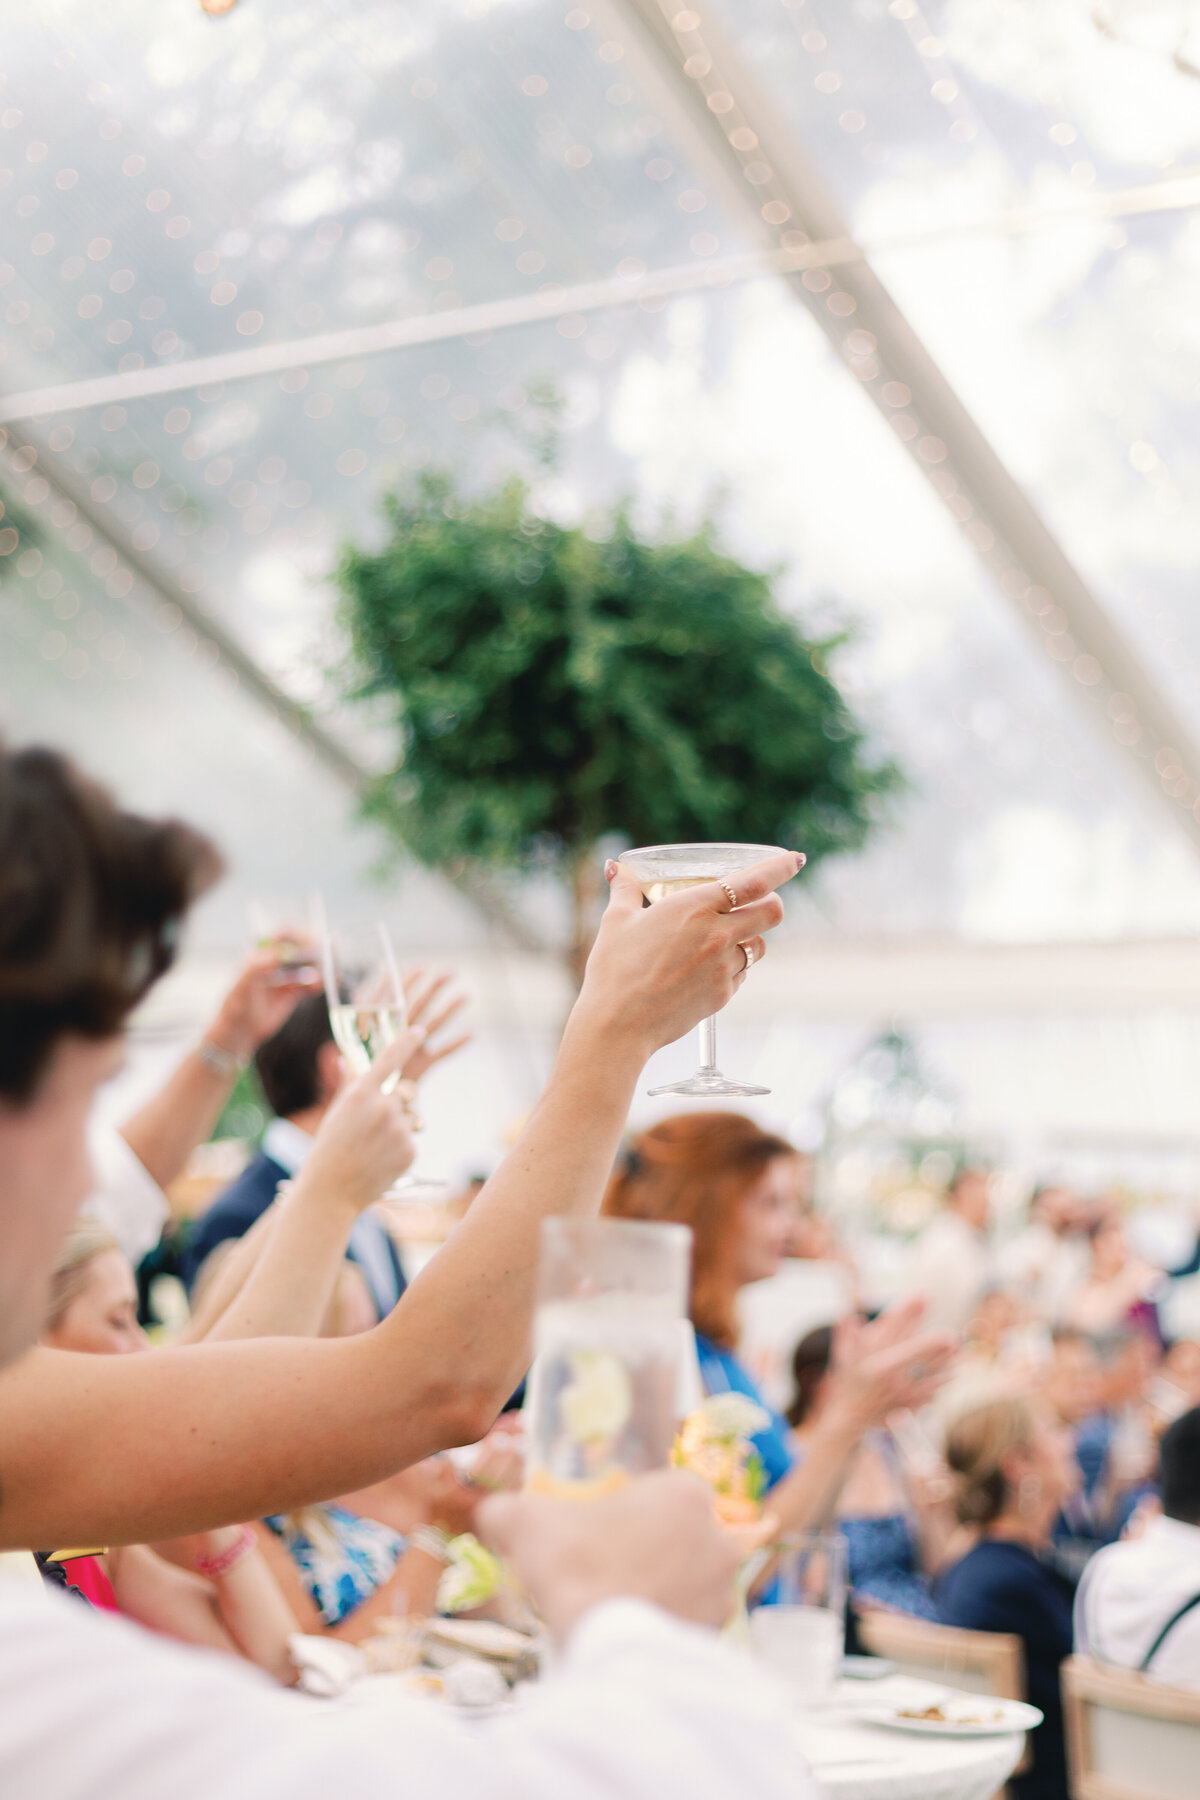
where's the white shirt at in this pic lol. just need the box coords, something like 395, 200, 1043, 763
1075, 1515, 1200, 1688
0, 1581, 815, 1800
80, 1123, 171, 1267
903, 1211, 992, 1334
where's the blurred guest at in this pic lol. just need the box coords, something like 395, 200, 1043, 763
185, 994, 406, 1320
607, 1114, 956, 1542
903, 1166, 993, 1334
46, 1195, 512, 1646
1076, 1405, 1200, 1686
735, 1166, 857, 1411
786, 1326, 954, 1618
938, 1395, 1080, 1800
1066, 1219, 1164, 1348
85, 947, 321, 1265
40, 1221, 299, 1682
1155, 1339, 1200, 1419
1038, 1327, 1125, 1572
999, 1185, 1091, 1325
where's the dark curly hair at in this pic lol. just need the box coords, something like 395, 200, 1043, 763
0, 744, 221, 1102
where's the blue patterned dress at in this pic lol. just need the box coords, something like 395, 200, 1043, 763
263, 1504, 407, 1626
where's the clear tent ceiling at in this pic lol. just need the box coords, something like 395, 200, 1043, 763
3, 0, 1200, 954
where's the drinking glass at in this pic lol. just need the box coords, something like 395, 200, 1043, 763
247, 898, 319, 984
313, 902, 444, 1198
526, 1217, 692, 1499
749, 1531, 847, 1705
618, 842, 785, 1097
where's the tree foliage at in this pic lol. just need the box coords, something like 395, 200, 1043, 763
337, 473, 899, 895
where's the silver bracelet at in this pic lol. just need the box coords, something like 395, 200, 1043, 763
410, 1526, 452, 1562
194, 1037, 247, 1079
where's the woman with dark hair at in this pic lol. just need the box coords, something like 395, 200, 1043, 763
0, 741, 819, 1800
786, 1327, 951, 1619
606, 1113, 957, 1537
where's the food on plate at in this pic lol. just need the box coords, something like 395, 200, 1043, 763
895, 1703, 1006, 1724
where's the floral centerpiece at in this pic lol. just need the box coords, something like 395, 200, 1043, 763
436, 1534, 507, 1614
672, 1393, 771, 1526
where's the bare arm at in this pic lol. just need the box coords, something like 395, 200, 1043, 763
119, 950, 320, 1191
766, 1304, 959, 1536
0, 853, 800, 1550
107, 1537, 299, 1684
192, 1054, 422, 1345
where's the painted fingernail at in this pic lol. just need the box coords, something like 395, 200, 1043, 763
792, 851, 806, 869
604, 859, 617, 882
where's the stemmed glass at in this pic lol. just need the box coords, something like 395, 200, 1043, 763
313, 900, 444, 1198
618, 842, 784, 1098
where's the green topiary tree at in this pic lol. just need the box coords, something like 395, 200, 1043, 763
337, 474, 899, 983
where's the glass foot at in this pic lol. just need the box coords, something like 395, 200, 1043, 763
383, 1176, 448, 1199
647, 1071, 771, 1098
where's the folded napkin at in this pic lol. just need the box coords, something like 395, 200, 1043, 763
289, 1633, 368, 1697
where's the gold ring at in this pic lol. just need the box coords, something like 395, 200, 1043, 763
717, 878, 738, 910
741, 942, 755, 973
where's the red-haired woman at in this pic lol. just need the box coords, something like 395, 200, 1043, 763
606, 1113, 955, 1535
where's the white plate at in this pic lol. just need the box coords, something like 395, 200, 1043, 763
842, 1655, 896, 1680
863, 1697, 1043, 1737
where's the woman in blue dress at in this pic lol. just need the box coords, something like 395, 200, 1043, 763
786, 1326, 953, 1619
604, 1113, 955, 1546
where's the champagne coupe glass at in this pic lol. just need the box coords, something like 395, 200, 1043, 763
313, 901, 444, 1198
618, 842, 785, 1098
526, 1216, 692, 1500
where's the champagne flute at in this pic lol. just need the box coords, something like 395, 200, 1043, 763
313, 901, 445, 1197
618, 842, 784, 1098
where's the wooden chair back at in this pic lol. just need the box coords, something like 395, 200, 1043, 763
857, 1611, 1026, 1700
1062, 1654, 1200, 1800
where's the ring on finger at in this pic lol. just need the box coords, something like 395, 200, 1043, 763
717, 878, 738, 911
740, 942, 756, 973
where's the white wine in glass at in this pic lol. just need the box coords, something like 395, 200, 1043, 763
328, 1000, 407, 1075
618, 842, 785, 1099
313, 905, 445, 1197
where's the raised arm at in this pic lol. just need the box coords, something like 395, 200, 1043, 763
183, 986, 469, 1344
764, 1301, 958, 1536
119, 948, 319, 1191
0, 852, 802, 1550
184, 1034, 424, 1345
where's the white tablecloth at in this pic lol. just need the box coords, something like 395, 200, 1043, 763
330, 1664, 1023, 1800
794, 1677, 1024, 1800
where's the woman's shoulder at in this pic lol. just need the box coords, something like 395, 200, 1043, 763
937, 1538, 1067, 1631
939, 1538, 1042, 1602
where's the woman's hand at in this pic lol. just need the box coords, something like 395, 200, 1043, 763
827, 1300, 959, 1435
571, 849, 804, 1060
478, 1470, 741, 1640
400, 967, 472, 1083
292, 1030, 423, 1217
206, 944, 322, 1062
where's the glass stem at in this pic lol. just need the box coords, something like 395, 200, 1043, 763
697, 1014, 718, 1075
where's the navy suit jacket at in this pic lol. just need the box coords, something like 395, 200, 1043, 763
183, 1150, 406, 1319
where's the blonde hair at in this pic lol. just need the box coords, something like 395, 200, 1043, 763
45, 1218, 121, 1330
944, 1395, 1036, 1527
